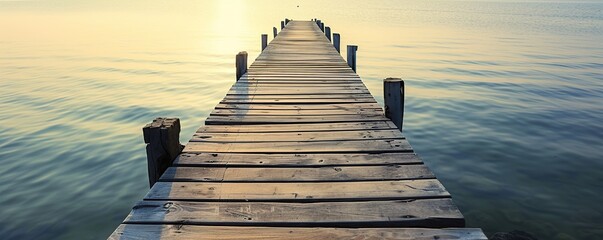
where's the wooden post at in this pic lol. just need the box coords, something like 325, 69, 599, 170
316, 19, 321, 27
383, 78, 405, 131
273, 27, 278, 38
333, 33, 341, 53
143, 118, 184, 188
325, 26, 331, 41
285, 18, 290, 25
320, 22, 325, 32
261, 34, 268, 51
281, 21, 285, 30
236, 51, 248, 81
347, 45, 358, 72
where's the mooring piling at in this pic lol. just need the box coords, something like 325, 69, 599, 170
235, 51, 248, 81
261, 34, 268, 51
383, 78, 405, 131
142, 118, 183, 188
333, 33, 341, 52
347, 45, 358, 72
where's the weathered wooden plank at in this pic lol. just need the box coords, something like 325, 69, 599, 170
205, 114, 387, 124
247, 69, 355, 72
227, 89, 370, 95
109, 225, 488, 240
239, 76, 361, 80
250, 64, 352, 68
173, 152, 423, 167
222, 94, 376, 100
183, 139, 413, 153
213, 102, 380, 110
146, 179, 447, 201
238, 76, 360, 80
159, 165, 433, 182
191, 129, 402, 142
197, 121, 398, 133
123, 199, 465, 227
234, 82, 367, 86
248, 67, 353, 70
243, 75, 360, 79
205, 115, 389, 125
246, 71, 357, 75
207, 113, 379, 119
214, 103, 383, 110
220, 98, 377, 104
229, 86, 368, 91
210, 108, 382, 115
210, 108, 383, 116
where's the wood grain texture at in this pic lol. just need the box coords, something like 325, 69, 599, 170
197, 121, 398, 133
205, 115, 389, 125
146, 179, 448, 202
183, 139, 413, 154
220, 98, 377, 104
109, 225, 488, 240
210, 108, 382, 116
123, 199, 465, 227
191, 129, 403, 142
159, 165, 433, 182
222, 94, 376, 100
214, 103, 384, 110
172, 152, 423, 167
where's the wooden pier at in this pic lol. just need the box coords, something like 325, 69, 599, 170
109, 20, 486, 239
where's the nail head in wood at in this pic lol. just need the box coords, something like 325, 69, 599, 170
142, 117, 184, 188
383, 78, 405, 131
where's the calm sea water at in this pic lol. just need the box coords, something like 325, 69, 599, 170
1, 0, 602, 239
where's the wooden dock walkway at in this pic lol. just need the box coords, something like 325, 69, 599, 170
109, 20, 486, 239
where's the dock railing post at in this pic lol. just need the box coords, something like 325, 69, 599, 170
325, 26, 331, 41
281, 21, 285, 30
285, 18, 290, 25
383, 78, 405, 131
316, 19, 321, 27
347, 45, 358, 72
273, 27, 278, 38
320, 22, 325, 32
333, 33, 341, 53
143, 118, 184, 188
261, 34, 268, 51
236, 51, 248, 81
